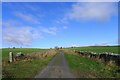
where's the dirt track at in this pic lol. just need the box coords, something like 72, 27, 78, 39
35, 52, 75, 78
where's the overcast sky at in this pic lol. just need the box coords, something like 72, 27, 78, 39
2, 2, 118, 48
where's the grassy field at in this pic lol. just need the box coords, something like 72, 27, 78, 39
2, 47, 120, 78
66, 46, 119, 54
2, 48, 57, 78
64, 53, 120, 78
2, 48, 45, 59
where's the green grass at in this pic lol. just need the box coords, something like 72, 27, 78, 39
2, 48, 56, 78
2, 48, 45, 59
2, 56, 54, 78
64, 53, 120, 78
66, 46, 119, 54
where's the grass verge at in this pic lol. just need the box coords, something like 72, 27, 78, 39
2, 55, 54, 78
64, 53, 120, 78
2, 48, 57, 78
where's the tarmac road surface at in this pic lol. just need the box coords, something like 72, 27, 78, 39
35, 52, 75, 78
